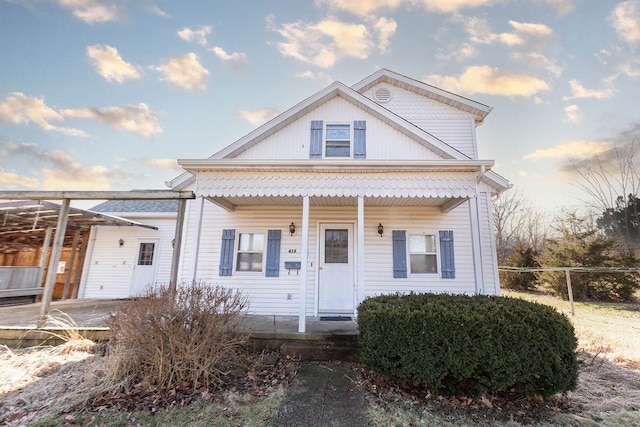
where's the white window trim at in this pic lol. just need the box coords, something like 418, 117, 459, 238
324, 122, 352, 159
234, 231, 266, 274
407, 231, 440, 276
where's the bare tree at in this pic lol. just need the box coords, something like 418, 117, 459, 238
565, 124, 640, 252
493, 189, 548, 264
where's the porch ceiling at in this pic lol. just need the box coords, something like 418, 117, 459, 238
206, 195, 469, 211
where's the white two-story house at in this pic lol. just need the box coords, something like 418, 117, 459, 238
167, 69, 510, 332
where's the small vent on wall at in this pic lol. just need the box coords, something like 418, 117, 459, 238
374, 87, 391, 103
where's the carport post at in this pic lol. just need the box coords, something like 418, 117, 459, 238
36, 227, 54, 295
62, 229, 81, 300
169, 198, 187, 293
38, 199, 70, 328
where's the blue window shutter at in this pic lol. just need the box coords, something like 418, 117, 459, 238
353, 120, 366, 159
392, 230, 407, 279
309, 120, 323, 159
219, 229, 235, 276
439, 230, 455, 279
265, 230, 281, 277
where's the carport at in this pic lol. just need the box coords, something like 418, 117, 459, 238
0, 190, 194, 327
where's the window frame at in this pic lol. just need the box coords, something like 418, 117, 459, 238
234, 231, 266, 273
137, 242, 156, 266
407, 232, 440, 275
324, 123, 352, 158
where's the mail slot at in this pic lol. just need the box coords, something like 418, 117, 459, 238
284, 261, 301, 270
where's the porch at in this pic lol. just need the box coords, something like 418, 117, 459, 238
0, 299, 359, 359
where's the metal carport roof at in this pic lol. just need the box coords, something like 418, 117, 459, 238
0, 200, 157, 253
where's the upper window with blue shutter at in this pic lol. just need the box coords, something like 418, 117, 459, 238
309, 120, 367, 159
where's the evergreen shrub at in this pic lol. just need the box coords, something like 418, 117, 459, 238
357, 293, 578, 398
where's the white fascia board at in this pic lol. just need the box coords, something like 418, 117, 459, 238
101, 212, 178, 220
482, 170, 511, 193
352, 69, 492, 124
166, 171, 196, 191
177, 159, 495, 173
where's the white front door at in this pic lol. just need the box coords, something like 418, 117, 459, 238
130, 239, 159, 297
318, 223, 354, 314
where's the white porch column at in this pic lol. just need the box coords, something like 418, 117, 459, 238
468, 196, 485, 294
356, 196, 365, 309
298, 195, 310, 333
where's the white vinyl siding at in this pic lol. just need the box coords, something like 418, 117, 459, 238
179, 201, 480, 316
235, 96, 443, 161
478, 191, 500, 295
362, 84, 478, 158
80, 216, 177, 299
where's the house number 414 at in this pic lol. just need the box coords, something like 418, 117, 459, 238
288, 249, 297, 253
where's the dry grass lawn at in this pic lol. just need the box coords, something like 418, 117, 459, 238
1, 292, 639, 426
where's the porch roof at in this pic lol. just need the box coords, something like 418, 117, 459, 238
180, 159, 494, 212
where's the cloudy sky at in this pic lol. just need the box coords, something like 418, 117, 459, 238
1, 0, 639, 213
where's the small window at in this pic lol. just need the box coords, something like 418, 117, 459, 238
409, 235, 438, 274
236, 233, 264, 272
325, 124, 350, 157
138, 243, 155, 266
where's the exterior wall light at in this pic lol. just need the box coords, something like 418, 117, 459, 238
118, 238, 124, 247
377, 223, 384, 237
289, 222, 296, 236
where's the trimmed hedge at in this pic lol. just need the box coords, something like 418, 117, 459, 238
357, 293, 578, 398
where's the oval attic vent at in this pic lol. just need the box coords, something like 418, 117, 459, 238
374, 87, 391, 103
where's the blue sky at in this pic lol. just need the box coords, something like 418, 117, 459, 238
1, 0, 639, 214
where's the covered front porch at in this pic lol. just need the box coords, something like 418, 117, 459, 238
180, 159, 497, 333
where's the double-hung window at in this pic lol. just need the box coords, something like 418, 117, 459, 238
325, 124, 351, 157
236, 233, 264, 272
409, 234, 438, 274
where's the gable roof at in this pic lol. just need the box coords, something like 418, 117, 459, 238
211, 81, 468, 160
169, 70, 490, 190
352, 69, 492, 125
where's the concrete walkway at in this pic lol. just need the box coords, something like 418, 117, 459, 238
277, 362, 368, 427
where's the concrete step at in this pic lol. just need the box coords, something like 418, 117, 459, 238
280, 341, 360, 362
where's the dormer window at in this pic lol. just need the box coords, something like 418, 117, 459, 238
325, 124, 351, 157
309, 120, 366, 159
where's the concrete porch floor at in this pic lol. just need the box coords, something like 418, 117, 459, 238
0, 299, 360, 358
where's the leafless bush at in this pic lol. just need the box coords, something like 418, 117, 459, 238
105, 283, 249, 392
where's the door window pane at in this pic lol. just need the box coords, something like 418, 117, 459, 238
138, 243, 155, 266
325, 229, 348, 263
